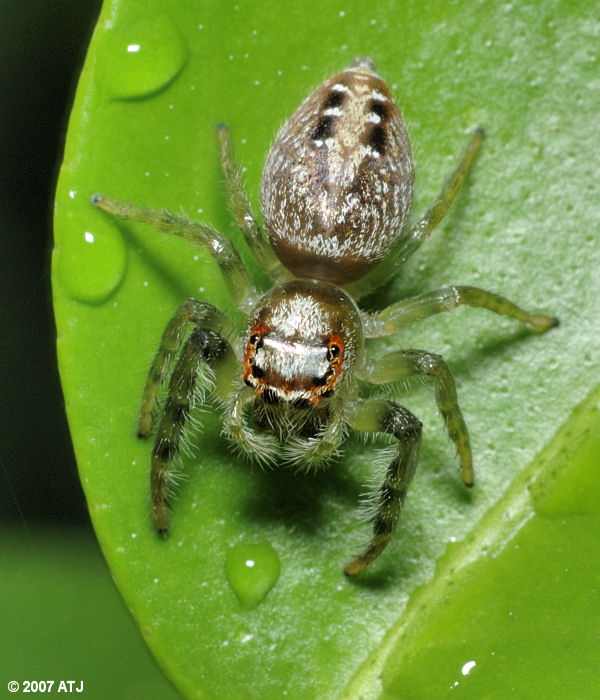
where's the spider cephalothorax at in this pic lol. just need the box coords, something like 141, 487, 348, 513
243, 279, 362, 406
93, 57, 557, 575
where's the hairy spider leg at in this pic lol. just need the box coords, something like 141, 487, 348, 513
279, 397, 348, 469
216, 124, 287, 281
151, 327, 235, 532
92, 194, 257, 310
223, 385, 279, 465
345, 399, 422, 575
224, 390, 347, 470
348, 128, 484, 299
364, 285, 559, 337
359, 349, 473, 486
137, 300, 233, 437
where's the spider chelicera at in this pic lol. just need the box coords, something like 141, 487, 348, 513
93, 57, 557, 575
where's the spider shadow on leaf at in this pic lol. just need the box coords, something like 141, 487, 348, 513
240, 458, 363, 537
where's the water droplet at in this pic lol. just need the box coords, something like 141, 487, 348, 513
98, 14, 188, 99
57, 214, 127, 304
461, 659, 476, 676
225, 541, 280, 609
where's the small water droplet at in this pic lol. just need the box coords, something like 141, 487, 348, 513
461, 659, 476, 676
98, 14, 188, 99
225, 541, 280, 609
57, 214, 127, 304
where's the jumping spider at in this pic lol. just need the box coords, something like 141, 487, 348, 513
93, 57, 557, 575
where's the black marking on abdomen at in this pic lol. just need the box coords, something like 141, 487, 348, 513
369, 99, 389, 121
323, 89, 346, 110
366, 125, 387, 155
311, 115, 335, 141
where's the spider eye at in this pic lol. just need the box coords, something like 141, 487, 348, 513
327, 343, 341, 361
248, 332, 264, 351
312, 374, 328, 387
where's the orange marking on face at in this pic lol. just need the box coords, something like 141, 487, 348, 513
243, 324, 269, 388
324, 333, 344, 392
307, 333, 345, 404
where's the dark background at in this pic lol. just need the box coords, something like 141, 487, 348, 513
1, 0, 101, 525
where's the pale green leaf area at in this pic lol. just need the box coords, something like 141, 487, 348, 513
358, 384, 600, 700
52, 0, 599, 698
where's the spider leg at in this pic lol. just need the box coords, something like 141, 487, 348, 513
217, 124, 288, 282
348, 128, 484, 299
358, 348, 473, 486
222, 386, 279, 466
137, 299, 234, 438
282, 398, 347, 468
151, 327, 234, 532
345, 398, 422, 575
363, 285, 558, 337
91, 194, 257, 310
392, 128, 485, 266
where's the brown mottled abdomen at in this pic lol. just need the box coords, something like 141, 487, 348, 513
260, 60, 415, 284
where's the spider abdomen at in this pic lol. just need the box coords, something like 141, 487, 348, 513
260, 58, 415, 284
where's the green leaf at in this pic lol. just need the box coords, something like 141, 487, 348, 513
53, 1, 600, 697
347, 384, 600, 699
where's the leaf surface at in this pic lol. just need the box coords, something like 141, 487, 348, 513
53, 1, 600, 697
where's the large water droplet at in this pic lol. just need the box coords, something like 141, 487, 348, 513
57, 214, 127, 304
225, 542, 280, 609
99, 14, 188, 99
